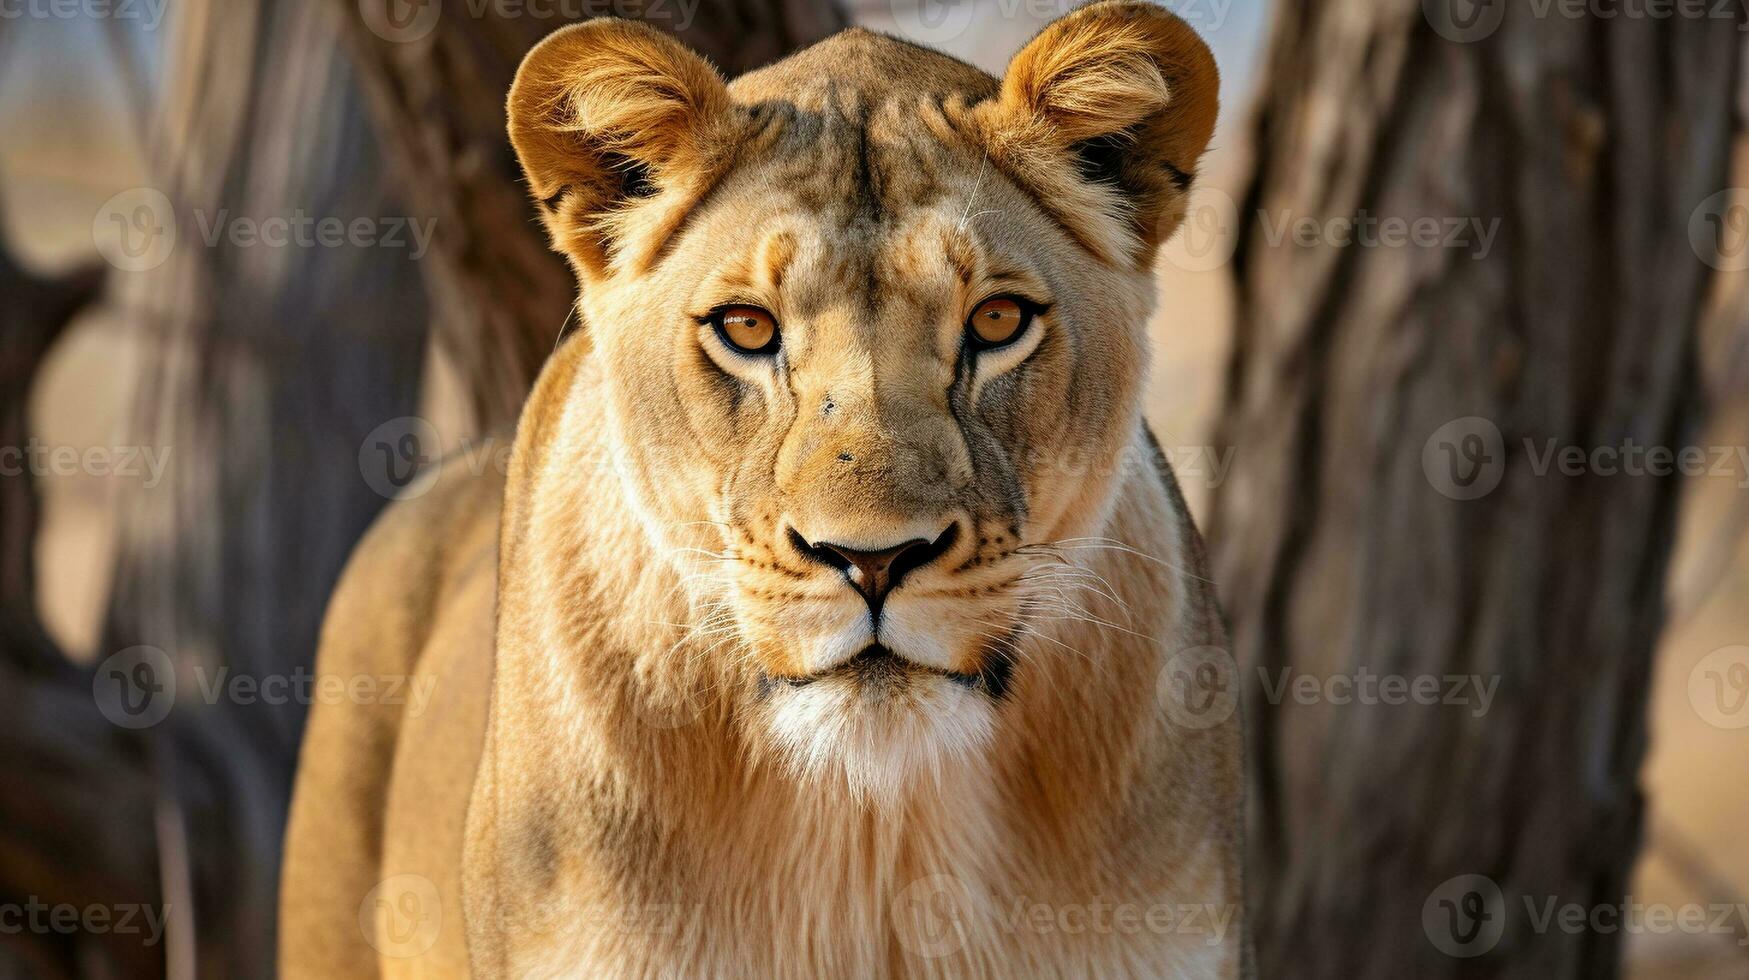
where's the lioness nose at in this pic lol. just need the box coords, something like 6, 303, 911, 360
789, 524, 960, 615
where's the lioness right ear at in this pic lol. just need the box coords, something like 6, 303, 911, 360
508, 21, 730, 277
977, 1, 1218, 267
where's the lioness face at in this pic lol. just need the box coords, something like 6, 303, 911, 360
509, 4, 1217, 801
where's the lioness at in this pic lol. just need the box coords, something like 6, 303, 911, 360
281, 4, 1244, 976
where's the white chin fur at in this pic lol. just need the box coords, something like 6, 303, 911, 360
762, 674, 996, 808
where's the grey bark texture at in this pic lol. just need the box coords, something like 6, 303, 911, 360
1211, 2, 1742, 976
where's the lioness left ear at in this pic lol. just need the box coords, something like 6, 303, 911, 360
979, 1, 1218, 266
508, 20, 730, 278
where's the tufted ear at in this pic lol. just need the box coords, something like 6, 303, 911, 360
978, 1, 1219, 266
508, 20, 731, 277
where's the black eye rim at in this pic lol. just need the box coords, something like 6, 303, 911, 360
701, 304, 782, 357
964, 294, 1049, 352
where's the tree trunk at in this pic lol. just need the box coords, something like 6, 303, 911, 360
1212, 3, 1741, 977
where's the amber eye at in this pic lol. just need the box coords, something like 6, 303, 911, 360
967, 296, 1031, 348
713, 305, 779, 355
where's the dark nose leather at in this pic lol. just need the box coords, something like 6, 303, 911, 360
790, 525, 960, 615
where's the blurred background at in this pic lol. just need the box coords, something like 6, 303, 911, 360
2, 0, 1747, 977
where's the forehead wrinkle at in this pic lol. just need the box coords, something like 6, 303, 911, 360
696, 249, 757, 305
758, 230, 798, 293
873, 215, 961, 317
953, 202, 1054, 301
743, 89, 969, 231
765, 225, 877, 379
920, 216, 1053, 306
691, 223, 802, 304
940, 225, 979, 288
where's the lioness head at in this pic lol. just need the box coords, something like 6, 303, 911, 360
508, 3, 1217, 803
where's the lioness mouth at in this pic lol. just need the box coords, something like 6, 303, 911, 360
770, 643, 1015, 699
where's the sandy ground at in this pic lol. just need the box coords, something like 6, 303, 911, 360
4, 9, 1748, 976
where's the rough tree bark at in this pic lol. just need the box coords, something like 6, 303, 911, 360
1211, 2, 1741, 977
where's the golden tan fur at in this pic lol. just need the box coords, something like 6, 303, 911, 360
282, 6, 1244, 976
